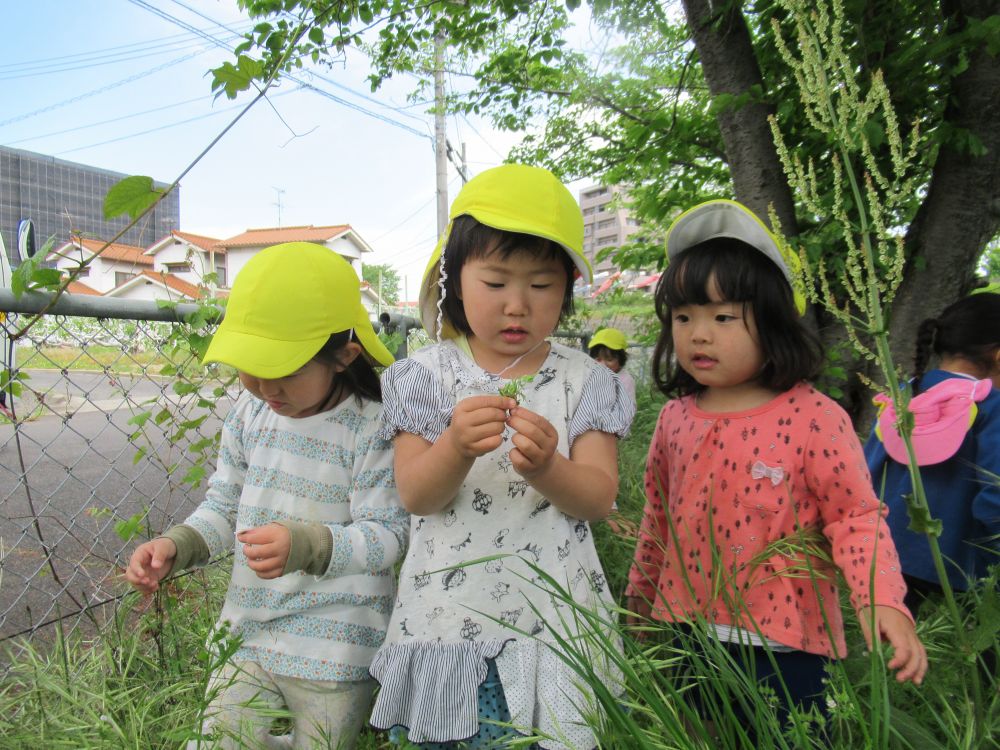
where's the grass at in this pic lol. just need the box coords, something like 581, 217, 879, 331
16, 344, 174, 375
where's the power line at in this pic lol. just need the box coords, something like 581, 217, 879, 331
53, 89, 298, 156
3, 94, 210, 147
0, 48, 212, 128
0, 23, 249, 75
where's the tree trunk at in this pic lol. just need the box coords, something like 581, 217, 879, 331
889, 0, 1000, 369
680, 0, 799, 233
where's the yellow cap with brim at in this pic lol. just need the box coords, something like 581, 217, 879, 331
589, 327, 628, 351
419, 164, 591, 338
203, 242, 394, 377
665, 199, 807, 315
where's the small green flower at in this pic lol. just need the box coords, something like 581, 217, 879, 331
499, 374, 534, 403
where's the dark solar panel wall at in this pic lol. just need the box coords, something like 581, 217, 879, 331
0, 146, 179, 263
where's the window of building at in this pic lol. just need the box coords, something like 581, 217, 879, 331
165, 262, 190, 273
214, 258, 227, 287
115, 271, 134, 287
597, 219, 615, 230
596, 236, 617, 247
583, 187, 608, 199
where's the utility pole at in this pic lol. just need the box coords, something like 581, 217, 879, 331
434, 32, 449, 238
273, 187, 286, 228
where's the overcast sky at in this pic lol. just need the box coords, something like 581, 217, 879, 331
3, 0, 601, 300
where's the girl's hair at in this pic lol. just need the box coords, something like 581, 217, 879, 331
589, 344, 628, 367
651, 237, 823, 396
435, 215, 576, 335
913, 292, 1000, 379
313, 331, 382, 404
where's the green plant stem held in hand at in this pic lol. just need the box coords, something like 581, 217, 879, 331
498, 374, 534, 402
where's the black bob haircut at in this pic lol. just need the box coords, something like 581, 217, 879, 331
313, 330, 382, 404
651, 237, 823, 397
589, 344, 628, 367
432, 215, 576, 336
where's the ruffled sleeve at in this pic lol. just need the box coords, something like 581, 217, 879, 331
378, 358, 454, 442
567, 361, 636, 445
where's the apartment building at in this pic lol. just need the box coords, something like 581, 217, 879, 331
0, 146, 178, 264
579, 184, 641, 277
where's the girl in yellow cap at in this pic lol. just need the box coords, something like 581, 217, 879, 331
588, 327, 636, 401
368, 165, 635, 749
125, 242, 409, 750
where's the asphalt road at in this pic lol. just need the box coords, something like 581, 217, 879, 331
0, 369, 231, 645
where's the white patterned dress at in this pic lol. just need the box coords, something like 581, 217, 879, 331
369, 340, 634, 749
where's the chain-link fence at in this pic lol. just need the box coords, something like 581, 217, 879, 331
0, 290, 230, 657
1, 291, 654, 668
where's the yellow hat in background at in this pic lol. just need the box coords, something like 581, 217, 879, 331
203, 242, 394, 377
419, 164, 591, 339
665, 199, 807, 315
589, 327, 628, 352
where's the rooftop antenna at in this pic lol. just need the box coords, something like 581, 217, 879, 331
273, 187, 286, 227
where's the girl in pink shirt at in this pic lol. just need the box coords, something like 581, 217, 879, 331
626, 200, 926, 726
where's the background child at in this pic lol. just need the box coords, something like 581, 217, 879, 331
368, 164, 635, 750
865, 292, 1000, 613
125, 242, 408, 750
625, 200, 926, 726
588, 327, 636, 400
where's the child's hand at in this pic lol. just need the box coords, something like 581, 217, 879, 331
506, 406, 558, 479
448, 395, 516, 459
858, 605, 928, 685
125, 538, 177, 595
238, 524, 291, 579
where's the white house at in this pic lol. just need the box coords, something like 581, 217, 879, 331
215, 224, 374, 284
103, 270, 209, 302
52, 225, 386, 311
144, 230, 226, 288
48, 238, 154, 294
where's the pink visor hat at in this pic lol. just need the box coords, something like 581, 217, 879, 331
873, 377, 993, 466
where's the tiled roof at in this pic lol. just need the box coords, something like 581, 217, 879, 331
65, 280, 101, 295
137, 270, 203, 299
54, 238, 154, 266
170, 230, 224, 253
216, 224, 350, 248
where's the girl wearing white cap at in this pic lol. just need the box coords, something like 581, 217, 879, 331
125, 242, 409, 749
625, 200, 926, 732
368, 165, 635, 749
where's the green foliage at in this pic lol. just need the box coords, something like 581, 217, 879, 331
498, 374, 534, 402
362, 263, 401, 305
114, 510, 149, 543
103, 175, 164, 221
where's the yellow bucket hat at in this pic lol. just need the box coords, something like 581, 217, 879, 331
203, 242, 394, 377
419, 164, 591, 339
665, 199, 807, 315
589, 327, 628, 352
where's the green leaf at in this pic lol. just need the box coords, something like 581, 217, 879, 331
114, 512, 146, 542
182, 465, 207, 487
211, 55, 264, 100
903, 494, 943, 536
104, 176, 163, 221
127, 411, 152, 427
11, 255, 62, 296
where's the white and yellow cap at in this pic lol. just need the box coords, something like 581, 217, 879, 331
419, 164, 591, 339
665, 199, 806, 315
